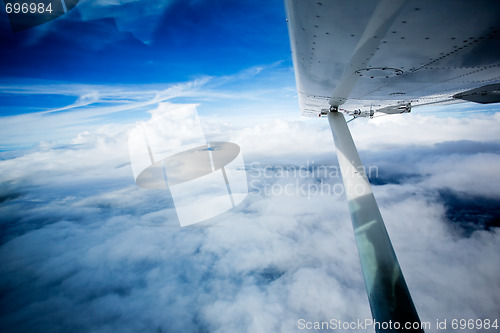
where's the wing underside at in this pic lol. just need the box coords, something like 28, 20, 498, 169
285, 0, 500, 116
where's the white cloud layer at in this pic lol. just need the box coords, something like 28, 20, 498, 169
1, 104, 500, 332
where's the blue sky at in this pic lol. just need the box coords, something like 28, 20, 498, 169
1, 1, 500, 332
0, 0, 299, 150
0, 0, 290, 84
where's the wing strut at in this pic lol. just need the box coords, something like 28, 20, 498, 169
328, 109, 423, 332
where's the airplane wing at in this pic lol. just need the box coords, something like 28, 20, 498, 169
285, 0, 500, 117
284, 1, 500, 331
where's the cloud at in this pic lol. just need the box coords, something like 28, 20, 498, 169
0, 63, 295, 150
76, 0, 177, 43
351, 106, 500, 151
1, 106, 500, 332
0, 78, 210, 150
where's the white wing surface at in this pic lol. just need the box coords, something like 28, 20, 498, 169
285, 0, 500, 116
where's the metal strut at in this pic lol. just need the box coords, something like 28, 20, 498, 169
327, 110, 424, 333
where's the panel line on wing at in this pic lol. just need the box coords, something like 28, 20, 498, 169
329, 0, 408, 106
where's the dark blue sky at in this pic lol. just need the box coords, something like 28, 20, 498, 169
0, 0, 290, 85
